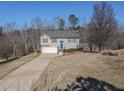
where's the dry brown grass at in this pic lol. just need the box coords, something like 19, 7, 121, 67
0, 52, 39, 79
33, 49, 124, 90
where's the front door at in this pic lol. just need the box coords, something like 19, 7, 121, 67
60, 41, 64, 49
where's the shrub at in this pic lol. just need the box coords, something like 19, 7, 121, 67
102, 51, 118, 56
64, 48, 83, 53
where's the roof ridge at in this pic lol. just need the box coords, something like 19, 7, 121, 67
40, 30, 80, 38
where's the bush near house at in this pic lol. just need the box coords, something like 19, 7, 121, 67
63, 48, 100, 53
63, 48, 83, 53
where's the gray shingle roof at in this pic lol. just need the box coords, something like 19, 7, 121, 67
40, 30, 80, 38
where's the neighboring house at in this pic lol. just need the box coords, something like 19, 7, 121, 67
79, 43, 89, 51
40, 30, 80, 54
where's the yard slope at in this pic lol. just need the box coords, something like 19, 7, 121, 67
33, 50, 124, 90
0, 52, 39, 79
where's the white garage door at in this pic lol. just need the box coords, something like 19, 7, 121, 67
42, 47, 58, 53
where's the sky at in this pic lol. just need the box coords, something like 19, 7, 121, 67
0, 1, 124, 28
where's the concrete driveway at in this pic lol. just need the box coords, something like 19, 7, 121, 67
0, 54, 56, 91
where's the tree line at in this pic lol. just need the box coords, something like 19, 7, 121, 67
86, 2, 124, 51
0, 14, 80, 60
0, 2, 124, 61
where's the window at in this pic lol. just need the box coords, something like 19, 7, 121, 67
52, 39, 57, 42
68, 39, 71, 43
43, 38, 48, 43
68, 39, 76, 43
73, 39, 76, 43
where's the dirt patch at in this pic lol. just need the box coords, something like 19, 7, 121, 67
33, 50, 124, 90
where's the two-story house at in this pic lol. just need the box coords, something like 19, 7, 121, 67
40, 30, 80, 54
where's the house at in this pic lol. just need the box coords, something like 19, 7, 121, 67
79, 43, 89, 51
40, 30, 80, 54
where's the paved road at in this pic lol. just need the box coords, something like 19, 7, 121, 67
0, 54, 56, 91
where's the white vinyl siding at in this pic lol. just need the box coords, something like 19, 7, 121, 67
52, 38, 57, 43
68, 39, 76, 43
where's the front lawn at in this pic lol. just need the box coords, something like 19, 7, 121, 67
33, 50, 124, 90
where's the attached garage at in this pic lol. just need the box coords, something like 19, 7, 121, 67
41, 47, 58, 54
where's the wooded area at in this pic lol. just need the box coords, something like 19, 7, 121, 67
0, 2, 124, 60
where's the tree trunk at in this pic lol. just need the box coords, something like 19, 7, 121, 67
99, 44, 102, 52
89, 43, 93, 52
6, 57, 9, 61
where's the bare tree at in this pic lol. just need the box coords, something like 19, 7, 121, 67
31, 17, 44, 51
107, 25, 124, 49
22, 23, 28, 54
53, 17, 65, 30
3, 22, 19, 57
31, 17, 43, 30
88, 2, 118, 51
0, 32, 13, 60
0, 27, 3, 36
